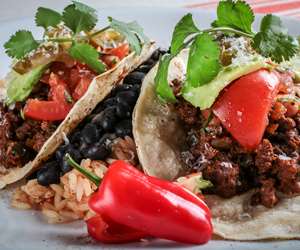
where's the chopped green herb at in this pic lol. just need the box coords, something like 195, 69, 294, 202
64, 90, 74, 103
35, 7, 62, 29
185, 33, 221, 88
62, 1, 97, 34
170, 13, 199, 55
155, 54, 176, 103
212, 0, 254, 34
109, 17, 149, 55
4, 30, 39, 59
69, 42, 106, 74
253, 14, 299, 63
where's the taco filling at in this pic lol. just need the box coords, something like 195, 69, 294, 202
176, 68, 300, 208
0, 1, 151, 179
12, 49, 164, 223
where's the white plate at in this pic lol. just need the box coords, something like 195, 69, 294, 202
0, 7, 299, 250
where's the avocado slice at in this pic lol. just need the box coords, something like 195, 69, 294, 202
182, 57, 269, 110
6, 64, 48, 105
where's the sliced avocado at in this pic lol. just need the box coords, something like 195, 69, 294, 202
182, 57, 269, 110
6, 64, 48, 105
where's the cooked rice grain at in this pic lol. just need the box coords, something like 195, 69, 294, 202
11, 136, 138, 224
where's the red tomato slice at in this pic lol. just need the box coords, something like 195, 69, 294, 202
24, 100, 73, 121
108, 43, 130, 60
213, 69, 280, 150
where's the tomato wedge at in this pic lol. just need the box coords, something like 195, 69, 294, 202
24, 73, 73, 121
24, 99, 72, 121
86, 215, 147, 244
213, 69, 280, 150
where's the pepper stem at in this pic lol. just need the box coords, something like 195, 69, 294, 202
65, 154, 101, 186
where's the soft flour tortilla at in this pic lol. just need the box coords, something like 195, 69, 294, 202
0, 42, 156, 189
133, 49, 300, 240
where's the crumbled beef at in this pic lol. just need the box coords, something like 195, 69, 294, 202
275, 156, 300, 194
261, 179, 278, 208
178, 88, 300, 208
175, 100, 199, 125
0, 103, 57, 169
203, 160, 240, 198
255, 139, 276, 174
270, 102, 287, 121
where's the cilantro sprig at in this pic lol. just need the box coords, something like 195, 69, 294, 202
4, 1, 149, 74
155, 0, 299, 103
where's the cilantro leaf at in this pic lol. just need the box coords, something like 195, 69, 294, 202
184, 33, 221, 89
35, 7, 62, 29
212, 0, 254, 34
4, 30, 39, 59
254, 14, 299, 63
63, 1, 97, 34
170, 13, 199, 55
155, 54, 176, 103
69, 42, 106, 74
109, 17, 149, 55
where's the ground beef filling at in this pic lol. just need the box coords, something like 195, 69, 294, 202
0, 103, 57, 169
177, 98, 300, 208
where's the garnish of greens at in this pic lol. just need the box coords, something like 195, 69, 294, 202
155, 0, 299, 104
4, 1, 149, 105
4, 1, 149, 71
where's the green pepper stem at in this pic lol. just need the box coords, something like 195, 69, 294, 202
202, 27, 255, 38
46, 37, 74, 43
88, 26, 110, 38
65, 153, 101, 186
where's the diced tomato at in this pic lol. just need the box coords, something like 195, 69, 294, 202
72, 74, 94, 101
213, 69, 280, 150
24, 99, 72, 121
108, 43, 130, 60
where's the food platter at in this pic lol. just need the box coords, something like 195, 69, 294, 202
0, 5, 299, 250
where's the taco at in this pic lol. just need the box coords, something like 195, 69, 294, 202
11, 49, 164, 223
0, 2, 156, 189
133, 13, 300, 240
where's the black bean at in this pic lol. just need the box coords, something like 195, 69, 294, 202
66, 147, 82, 163
123, 72, 145, 85
93, 104, 105, 114
94, 107, 117, 132
115, 119, 132, 137
144, 59, 155, 67
116, 102, 132, 118
131, 84, 141, 93
55, 145, 68, 162
112, 84, 133, 95
136, 64, 152, 73
116, 91, 138, 105
37, 161, 60, 186
151, 49, 161, 61
81, 123, 100, 144
61, 159, 72, 174
103, 97, 117, 108
83, 144, 110, 160
98, 133, 117, 146
91, 111, 105, 125
69, 131, 81, 144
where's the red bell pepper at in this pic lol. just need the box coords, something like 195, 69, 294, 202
66, 155, 212, 245
87, 215, 147, 244
213, 69, 280, 150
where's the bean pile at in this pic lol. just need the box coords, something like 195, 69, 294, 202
35, 49, 164, 186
